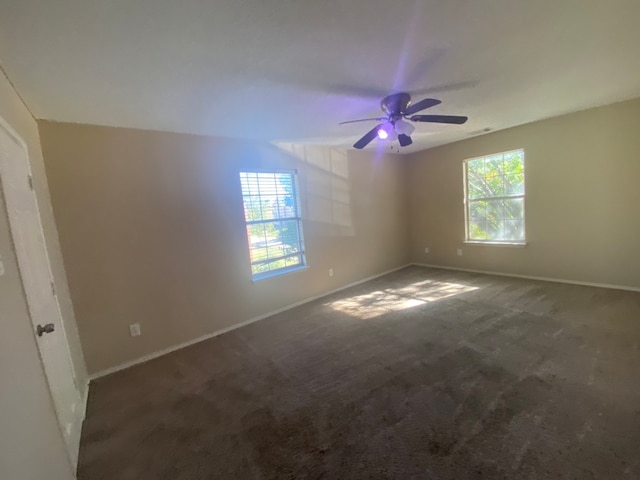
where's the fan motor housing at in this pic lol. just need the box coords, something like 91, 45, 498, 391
380, 92, 411, 117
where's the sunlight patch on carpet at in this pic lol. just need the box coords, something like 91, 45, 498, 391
327, 279, 478, 319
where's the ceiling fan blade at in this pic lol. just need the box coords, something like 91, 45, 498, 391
403, 98, 441, 116
353, 125, 381, 149
339, 117, 386, 125
410, 114, 468, 125
398, 134, 413, 147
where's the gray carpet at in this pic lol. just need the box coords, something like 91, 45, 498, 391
79, 266, 640, 479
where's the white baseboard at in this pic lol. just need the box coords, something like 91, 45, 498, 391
412, 263, 640, 292
89, 263, 411, 380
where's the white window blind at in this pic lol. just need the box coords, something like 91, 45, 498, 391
239, 170, 306, 279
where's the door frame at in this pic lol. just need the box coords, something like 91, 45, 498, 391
0, 114, 84, 469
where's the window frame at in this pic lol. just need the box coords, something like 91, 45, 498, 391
239, 169, 307, 281
463, 149, 527, 246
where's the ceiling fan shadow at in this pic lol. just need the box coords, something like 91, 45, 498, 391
411, 80, 478, 97
401, 48, 448, 88
324, 79, 477, 100
325, 84, 391, 99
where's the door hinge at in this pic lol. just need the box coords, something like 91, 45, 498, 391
50, 280, 56, 296
28, 175, 34, 190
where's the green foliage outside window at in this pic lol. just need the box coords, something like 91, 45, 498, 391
466, 150, 525, 243
240, 171, 305, 277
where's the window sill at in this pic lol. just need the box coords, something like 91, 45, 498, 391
464, 241, 527, 248
251, 265, 309, 282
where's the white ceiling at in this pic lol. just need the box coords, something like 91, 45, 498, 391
1, 0, 639, 153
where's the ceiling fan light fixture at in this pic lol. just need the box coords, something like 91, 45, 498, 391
394, 118, 415, 136
377, 122, 394, 140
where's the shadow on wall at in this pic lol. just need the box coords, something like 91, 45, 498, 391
275, 143, 354, 236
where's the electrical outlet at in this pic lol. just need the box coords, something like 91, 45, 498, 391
329, 268, 334, 277
129, 323, 141, 337
0, 255, 4, 276
424, 247, 430, 254
457, 248, 463, 256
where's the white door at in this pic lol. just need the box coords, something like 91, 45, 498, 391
0, 120, 83, 468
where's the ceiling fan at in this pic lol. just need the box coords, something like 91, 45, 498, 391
340, 92, 468, 149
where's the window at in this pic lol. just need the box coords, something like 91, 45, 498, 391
239, 170, 306, 279
464, 149, 525, 244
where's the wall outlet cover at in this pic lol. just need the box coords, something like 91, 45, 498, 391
457, 248, 463, 256
424, 247, 430, 254
329, 268, 334, 277
129, 323, 141, 337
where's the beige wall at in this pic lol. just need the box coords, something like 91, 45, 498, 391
38, 122, 410, 375
0, 72, 80, 478
407, 97, 640, 289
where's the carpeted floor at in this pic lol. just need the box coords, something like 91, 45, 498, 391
79, 266, 640, 479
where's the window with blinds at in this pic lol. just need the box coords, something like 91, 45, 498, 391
464, 149, 526, 244
239, 170, 306, 279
